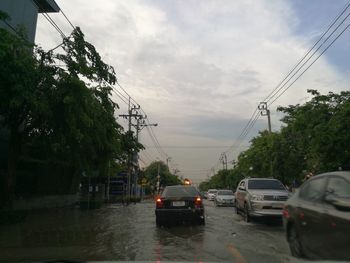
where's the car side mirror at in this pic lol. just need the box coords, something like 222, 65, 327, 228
325, 193, 350, 212
239, 186, 246, 191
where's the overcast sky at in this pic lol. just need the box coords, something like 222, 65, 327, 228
35, 0, 350, 184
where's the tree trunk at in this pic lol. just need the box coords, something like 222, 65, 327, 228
2, 128, 22, 208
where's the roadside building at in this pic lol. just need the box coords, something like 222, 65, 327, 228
0, 0, 60, 43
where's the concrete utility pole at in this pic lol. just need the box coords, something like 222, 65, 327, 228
166, 157, 171, 169
156, 162, 160, 194
258, 102, 272, 133
119, 100, 142, 204
173, 168, 180, 176
120, 106, 158, 202
134, 115, 157, 199
220, 153, 228, 170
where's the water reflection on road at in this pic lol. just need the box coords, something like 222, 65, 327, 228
0, 200, 294, 262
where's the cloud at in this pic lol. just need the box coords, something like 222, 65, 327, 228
35, 0, 350, 182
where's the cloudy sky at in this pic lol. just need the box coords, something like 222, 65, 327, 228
35, 0, 350, 184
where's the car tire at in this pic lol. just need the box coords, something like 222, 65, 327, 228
288, 225, 304, 258
244, 203, 251, 222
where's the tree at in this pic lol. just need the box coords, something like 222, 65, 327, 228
0, 18, 142, 207
200, 90, 350, 190
144, 161, 181, 192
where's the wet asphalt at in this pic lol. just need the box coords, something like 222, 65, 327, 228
0, 200, 304, 263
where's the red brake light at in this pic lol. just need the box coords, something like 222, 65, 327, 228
156, 197, 164, 208
283, 205, 290, 218
195, 196, 202, 207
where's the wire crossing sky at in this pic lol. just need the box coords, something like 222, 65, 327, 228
35, 0, 350, 183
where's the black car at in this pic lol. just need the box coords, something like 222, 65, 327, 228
283, 171, 350, 261
155, 185, 205, 226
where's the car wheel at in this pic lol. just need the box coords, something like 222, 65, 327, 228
288, 225, 304, 258
243, 203, 250, 222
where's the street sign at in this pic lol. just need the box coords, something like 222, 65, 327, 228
139, 177, 149, 186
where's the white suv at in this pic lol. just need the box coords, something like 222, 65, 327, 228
235, 178, 289, 222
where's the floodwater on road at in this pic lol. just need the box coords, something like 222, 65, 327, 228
0, 200, 301, 263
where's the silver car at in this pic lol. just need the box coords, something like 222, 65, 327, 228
235, 178, 289, 222
214, 190, 235, 206
207, 189, 218, 201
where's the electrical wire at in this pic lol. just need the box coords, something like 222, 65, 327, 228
262, 0, 350, 103
269, 19, 350, 106
60, 8, 75, 29
210, 1, 350, 174
266, 8, 350, 104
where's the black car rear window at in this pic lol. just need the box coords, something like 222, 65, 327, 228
248, 180, 285, 190
162, 186, 199, 197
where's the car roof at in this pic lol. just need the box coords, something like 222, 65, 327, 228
245, 178, 281, 181
314, 171, 350, 178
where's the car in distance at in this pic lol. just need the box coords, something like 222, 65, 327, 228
283, 171, 350, 261
155, 185, 205, 226
235, 178, 289, 222
207, 189, 218, 201
214, 190, 235, 206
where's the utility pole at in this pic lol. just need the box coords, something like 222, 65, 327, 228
259, 102, 273, 178
173, 168, 180, 176
166, 157, 171, 169
220, 153, 228, 170
258, 102, 271, 133
118, 99, 161, 202
156, 161, 160, 194
119, 101, 142, 204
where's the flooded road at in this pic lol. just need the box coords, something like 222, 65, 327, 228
0, 200, 297, 262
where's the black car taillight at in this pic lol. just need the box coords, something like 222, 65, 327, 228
156, 197, 164, 208
194, 196, 202, 208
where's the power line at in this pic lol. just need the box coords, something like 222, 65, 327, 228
266, 7, 350, 104
270, 19, 350, 106
42, 12, 66, 38
0, 19, 29, 42
59, 8, 75, 30
32, 0, 178, 169
210, 1, 350, 173
262, 0, 350, 103
116, 80, 139, 107
32, 0, 66, 38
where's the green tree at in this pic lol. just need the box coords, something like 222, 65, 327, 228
144, 161, 181, 192
200, 89, 350, 190
0, 20, 142, 207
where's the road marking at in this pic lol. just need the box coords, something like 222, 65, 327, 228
226, 243, 247, 263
